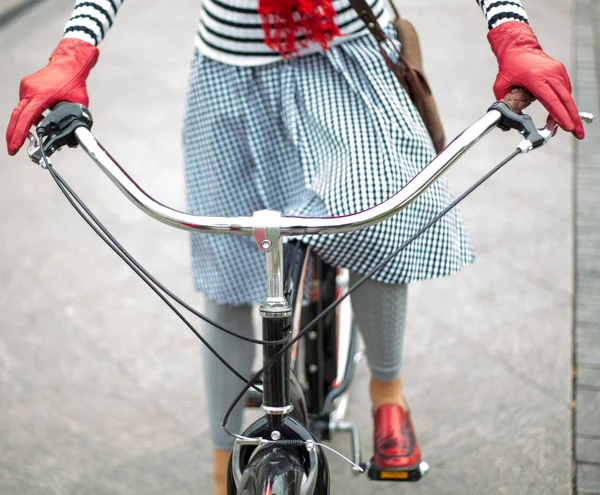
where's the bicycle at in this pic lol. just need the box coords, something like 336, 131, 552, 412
25, 90, 592, 494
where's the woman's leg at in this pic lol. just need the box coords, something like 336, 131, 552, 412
201, 299, 255, 495
349, 271, 408, 406
349, 272, 421, 469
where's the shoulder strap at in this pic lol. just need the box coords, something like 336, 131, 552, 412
347, 0, 388, 42
386, 0, 401, 21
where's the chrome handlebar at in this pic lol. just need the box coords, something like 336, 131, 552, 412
30, 106, 593, 237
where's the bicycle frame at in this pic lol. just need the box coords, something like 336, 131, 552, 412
26, 98, 593, 494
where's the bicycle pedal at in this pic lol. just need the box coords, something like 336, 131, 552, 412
366, 460, 429, 482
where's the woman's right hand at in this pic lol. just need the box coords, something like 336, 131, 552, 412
6, 38, 99, 156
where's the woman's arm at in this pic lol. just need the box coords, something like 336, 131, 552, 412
5, 1, 125, 155
474, 1, 584, 138
63, 0, 124, 46
474, 0, 529, 29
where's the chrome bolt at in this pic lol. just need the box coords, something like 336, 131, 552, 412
305, 441, 315, 452
261, 239, 272, 250
308, 331, 317, 341
271, 430, 281, 441
308, 364, 318, 374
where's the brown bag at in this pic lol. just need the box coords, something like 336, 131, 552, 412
348, 0, 446, 153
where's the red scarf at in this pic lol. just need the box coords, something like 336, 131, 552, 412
258, 0, 343, 56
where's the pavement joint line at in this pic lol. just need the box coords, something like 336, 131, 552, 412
0, 191, 217, 441
0, 0, 48, 29
488, 249, 572, 301
577, 320, 600, 327
474, 340, 571, 408
577, 321, 600, 329
579, 363, 600, 370
482, 180, 573, 223
577, 320, 600, 328
577, 384, 600, 392
15, 265, 202, 442
578, 434, 600, 441
578, 460, 600, 468
418, 299, 573, 407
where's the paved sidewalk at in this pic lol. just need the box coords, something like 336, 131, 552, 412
0, 0, 584, 493
574, 0, 600, 492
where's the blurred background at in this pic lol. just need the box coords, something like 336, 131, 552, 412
0, 0, 598, 493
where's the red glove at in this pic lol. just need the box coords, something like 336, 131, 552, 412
6, 38, 99, 156
488, 21, 584, 139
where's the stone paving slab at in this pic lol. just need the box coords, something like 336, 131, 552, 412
578, 436, 600, 465
0, 0, 580, 493
578, 465, 600, 495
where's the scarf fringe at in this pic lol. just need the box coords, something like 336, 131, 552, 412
259, 0, 343, 56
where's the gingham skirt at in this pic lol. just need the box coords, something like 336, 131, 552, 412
183, 26, 475, 305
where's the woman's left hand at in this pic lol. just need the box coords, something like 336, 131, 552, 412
487, 21, 585, 139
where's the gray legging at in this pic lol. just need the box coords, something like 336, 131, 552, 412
201, 272, 408, 450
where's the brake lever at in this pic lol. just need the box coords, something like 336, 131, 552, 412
27, 131, 46, 168
540, 112, 595, 139
521, 111, 594, 152
488, 86, 594, 152
489, 100, 594, 153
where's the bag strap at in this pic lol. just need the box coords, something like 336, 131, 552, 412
386, 0, 401, 21
347, 0, 388, 42
348, 0, 411, 88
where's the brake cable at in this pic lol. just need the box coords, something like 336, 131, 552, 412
36, 124, 522, 430
37, 138, 289, 342
28, 101, 554, 433
28, 100, 593, 471
220, 148, 522, 430
38, 139, 269, 392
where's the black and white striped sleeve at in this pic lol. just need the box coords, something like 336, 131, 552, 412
63, 0, 124, 46
475, 0, 529, 30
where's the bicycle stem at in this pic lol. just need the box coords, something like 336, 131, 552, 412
253, 210, 295, 420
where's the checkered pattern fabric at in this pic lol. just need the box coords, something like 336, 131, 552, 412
183, 26, 475, 305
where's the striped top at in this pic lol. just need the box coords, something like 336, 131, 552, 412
64, 0, 529, 66
194, 0, 389, 65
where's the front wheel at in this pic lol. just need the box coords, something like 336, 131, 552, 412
236, 445, 305, 494
227, 417, 330, 495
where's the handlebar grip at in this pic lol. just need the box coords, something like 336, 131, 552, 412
499, 87, 535, 114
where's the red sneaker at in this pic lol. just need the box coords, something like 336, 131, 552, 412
373, 403, 421, 470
